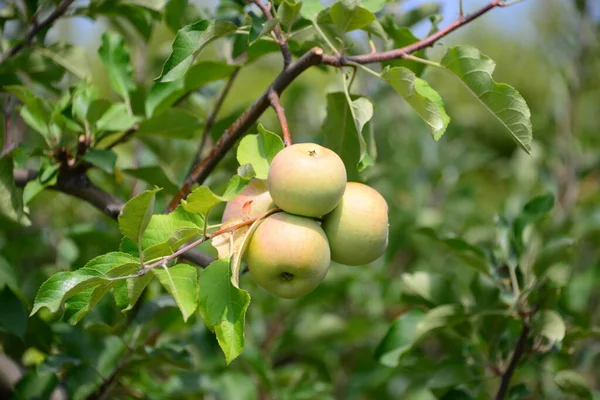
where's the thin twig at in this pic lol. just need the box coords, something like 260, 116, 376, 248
268, 90, 292, 147
0, 0, 76, 64
187, 67, 241, 177
247, 0, 292, 69
170, 0, 509, 207
105, 124, 140, 149
495, 320, 530, 399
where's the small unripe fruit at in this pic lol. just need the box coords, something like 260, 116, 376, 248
222, 179, 275, 222
322, 182, 389, 266
268, 143, 347, 217
247, 212, 331, 299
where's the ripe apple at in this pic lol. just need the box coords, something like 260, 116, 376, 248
322, 182, 389, 265
222, 179, 275, 222
268, 143, 347, 217
246, 212, 331, 298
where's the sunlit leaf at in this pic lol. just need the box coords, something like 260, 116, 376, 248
154, 263, 198, 321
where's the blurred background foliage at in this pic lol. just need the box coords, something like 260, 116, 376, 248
1, 0, 600, 398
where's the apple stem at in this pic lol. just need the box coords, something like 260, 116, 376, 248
268, 90, 292, 147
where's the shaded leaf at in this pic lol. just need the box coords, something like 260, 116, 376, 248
82, 149, 118, 174
35, 43, 91, 79
330, 0, 375, 32
182, 174, 251, 215
0, 153, 30, 226
118, 188, 161, 246
375, 309, 424, 367
236, 124, 284, 179
136, 108, 202, 138
532, 237, 575, 277
554, 370, 592, 400
122, 166, 179, 194
300, 0, 324, 20
98, 33, 135, 112
278, 0, 301, 30
95, 103, 141, 133
0, 287, 28, 338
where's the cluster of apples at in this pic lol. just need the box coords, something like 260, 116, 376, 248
222, 143, 389, 299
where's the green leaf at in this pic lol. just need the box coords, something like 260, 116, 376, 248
533, 310, 566, 343
532, 237, 575, 277
198, 258, 251, 364
554, 370, 592, 400
31, 252, 139, 315
136, 108, 202, 138
414, 304, 464, 341
63, 262, 140, 324
380, 18, 427, 76
278, 0, 302, 30
157, 19, 238, 82
382, 67, 450, 140
146, 61, 236, 116
118, 188, 160, 247
300, 0, 324, 20
98, 32, 135, 112
95, 103, 141, 133
0, 256, 18, 292
123, 0, 166, 11
12, 370, 58, 400
142, 227, 200, 260
395, 2, 440, 27
236, 124, 284, 179
6, 86, 59, 144
374, 309, 424, 367
416, 227, 490, 275
123, 270, 154, 311
523, 193, 555, 216
0, 154, 30, 226
440, 46, 533, 153
361, 0, 388, 13
122, 166, 179, 195
139, 206, 204, 249
322, 92, 374, 180
182, 174, 251, 215
165, 0, 202, 32
82, 149, 118, 174
38, 355, 82, 375
35, 43, 91, 79
400, 271, 458, 306
330, 0, 375, 32
250, 18, 280, 45
0, 287, 28, 338
72, 82, 98, 125
154, 264, 198, 321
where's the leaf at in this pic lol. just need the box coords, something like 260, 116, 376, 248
278, 0, 302, 30
98, 33, 135, 112
198, 258, 251, 363
0, 154, 30, 226
414, 304, 464, 341
532, 237, 575, 277
123, 271, 154, 311
72, 82, 98, 125
382, 67, 450, 140
416, 227, 490, 275
300, 0, 324, 20
523, 193, 555, 216
374, 309, 424, 367
157, 19, 238, 82
330, 0, 375, 32
0, 287, 28, 338
118, 188, 161, 247
400, 271, 458, 306
5, 86, 59, 144
136, 108, 202, 139
440, 46, 533, 153
38, 355, 81, 375
146, 61, 236, 116
182, 175, 251, 215
154, 264, 198, 321
95, 103, 141, 133
0, 256, 18, 292
31, 252, 139, 315
250, 18, 280, 45
35, 43, 91, 79
533, 310, 566, 343
165, 0, 202, 32
236, 124, 284, 179
142, 227, 200, 260
82, 149, 118, 174
361, 0, 388, 13
122, 166, 179, 194
380, 18, 427, 76
322, 92, 374, 180
139, 206, 204, 249
554, 370, 592, 400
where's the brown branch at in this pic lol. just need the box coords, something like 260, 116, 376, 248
13, 168, 214, 267
0, 0, 76, 64
268, 90, 292, 147
494, 320, 531, 400
247, 0, 292, 69
170, 0, 506, 208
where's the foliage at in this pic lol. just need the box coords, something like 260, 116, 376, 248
1, 0, 599, 398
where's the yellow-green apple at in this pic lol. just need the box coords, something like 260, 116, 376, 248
322, 182, 388, 265
268, 143, 346, 217
247, 212, 331, 298
222, 179, 275, 222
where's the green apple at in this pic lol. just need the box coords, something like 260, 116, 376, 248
268, 143, 347, 217
222, 179, 275, 222
322, 182, 388, 265
247, 212, 331, 298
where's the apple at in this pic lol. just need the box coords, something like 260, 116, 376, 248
222, 179, 275, 222
268, 143, 347, 217
322, 182, 388, 266
246, 212, 331, 298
